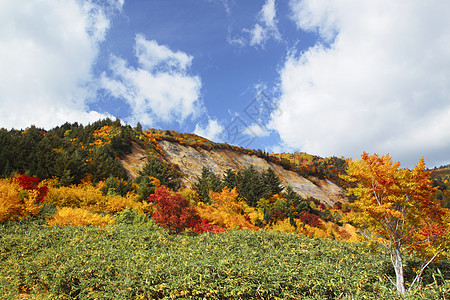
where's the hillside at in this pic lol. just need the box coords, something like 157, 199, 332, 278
0, 118, 356, 238
156, 140, 346, 206
431, 164, 450, 208
2, 119, 448, 208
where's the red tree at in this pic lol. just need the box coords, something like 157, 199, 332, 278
148, 186, 200, 234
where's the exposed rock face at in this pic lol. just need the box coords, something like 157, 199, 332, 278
120, 141, 148, 180
158, 140, 347, 206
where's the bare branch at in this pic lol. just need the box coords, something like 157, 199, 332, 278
408, 249, 445, 293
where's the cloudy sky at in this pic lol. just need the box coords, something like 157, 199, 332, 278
1, 0, 449, 168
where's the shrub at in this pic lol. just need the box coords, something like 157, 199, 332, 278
114, 208, 159, 229
299, 211, 321, 227
148, 186, 200, 234
46, 181, 151, 214
0, 180, 23, 223
47, 207, 115, 227
46, 182, 107, 208
103, 193, 153, 215
0, 175, 48, 223
192, 219, 227, 233
196, 187, 258, 230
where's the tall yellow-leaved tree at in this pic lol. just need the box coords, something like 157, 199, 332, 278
341, 152, 448, 294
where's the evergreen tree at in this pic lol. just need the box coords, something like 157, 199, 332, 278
222, 168, 239, 189
261, 168, 284, 199
237, 166, 264, 207
89, 146, 128, 183
283, 185, 310, 222
193, 166, 224, 204
138, 157, 181, 191
53, 150, 88, 186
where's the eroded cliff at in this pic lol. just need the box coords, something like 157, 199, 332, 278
158, 140, 347, 206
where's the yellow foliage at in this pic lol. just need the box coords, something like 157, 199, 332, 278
103, 193, 153, 214
268, 217, 358, 241
46, 181, 151, 214
178, 188, 199, 205
47, 207, 114, 227
24, 189, 43, 215
149, 176, 161, 188
0, 179, 43, 223
322, 222, 359, 241
244, 207, 264, 224
0, 180, 23, 222
197, 187, 258, 230
39, 177, 59, 188
209, 187, 244, 213
300, 223, 330, 239
46, 182, 107, 208
271, 218, 298, 233
341, 223, 359, 241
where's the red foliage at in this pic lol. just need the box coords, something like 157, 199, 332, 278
11, 174, 48, 203
244, 214, 251, 223
300, 211, 321, 227
271, 210, 286, 221
148, 186, 200, 234
193, 220, 226, 233
12, 174, 39, 190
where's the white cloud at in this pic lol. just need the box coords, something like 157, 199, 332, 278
231, 0, 281, 48
101, 35, 203, 127
289, 0, 338, 42
134, 34, 193, 73
260, 0, 278, 28
271, 0, 450, 167
243, 123, 270, 138
0, 0, 122, 129
194, 118, 224, 142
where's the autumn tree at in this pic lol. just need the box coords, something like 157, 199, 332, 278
148, 185, 200, 234
341, 152, 448, 294
196, 187, 257, 230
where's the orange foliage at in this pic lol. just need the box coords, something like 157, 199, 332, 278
0, 176, 48, 223
196, 187, 258, 230
341, 152, 448, 293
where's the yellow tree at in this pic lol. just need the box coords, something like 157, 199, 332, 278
341, 152, 448, 294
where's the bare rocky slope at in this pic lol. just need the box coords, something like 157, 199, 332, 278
120, 141, 149, 180
158, 140, 347, 206
121, 139, 347, 206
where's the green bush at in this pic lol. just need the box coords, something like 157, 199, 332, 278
1, 221, 449, 299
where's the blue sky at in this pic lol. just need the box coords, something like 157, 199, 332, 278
1, 0, 450, 168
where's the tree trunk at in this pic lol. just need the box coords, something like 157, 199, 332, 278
392, 244, 405, 294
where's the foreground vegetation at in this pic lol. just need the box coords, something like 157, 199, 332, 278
1, 119, 449, 298
1, 216, 449, 300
